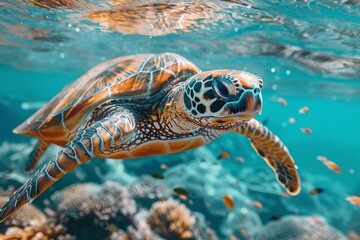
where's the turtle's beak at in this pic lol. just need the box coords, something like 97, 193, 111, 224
225, 88, 263, 120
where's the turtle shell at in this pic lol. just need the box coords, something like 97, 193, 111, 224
15, 53, 200, 144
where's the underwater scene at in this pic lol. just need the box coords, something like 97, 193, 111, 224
0, 0, 359, 239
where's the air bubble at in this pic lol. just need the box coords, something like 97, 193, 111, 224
75, 27, 80, 32
271, 67, 276, 73
60, 53, 65, 58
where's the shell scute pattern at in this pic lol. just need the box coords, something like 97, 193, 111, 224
15, 53, 200, 142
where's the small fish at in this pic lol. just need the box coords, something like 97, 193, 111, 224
150, 173, 165, 179
299, 106, 309, 114
159, 197, 164, 202
173, 187, 189, 196
348, 231, 360, 240
317, 155, 342, 174
218, 150, 231, 159
309, 188, 324, 195
222, 195, 234, 209
301, 128, 312, 134
278, 97, 287, 106
107, 224, 119, 233
240, 228, 248, 238
230, 235, 239, 240
43, 199, 50, 207
178, 194, 188, 201
309, 217, 324, 226
160, 164, 168, 170
346, 196, 360, 206
252, 200, 263, 209
270, 215, 281, 221
289, 117, 296, 124
262, 118, 269, 125
236, 157, 245, 163
279, 192, 290, 198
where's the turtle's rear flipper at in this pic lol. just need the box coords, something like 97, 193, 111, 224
25, 140, 49, 173
235, 119, 301, 195
0, 110, 135, 223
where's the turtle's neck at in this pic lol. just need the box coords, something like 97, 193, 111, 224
160, 85, 201, 135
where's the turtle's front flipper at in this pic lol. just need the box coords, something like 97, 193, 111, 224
233, 119, 300, 195
25, 139, 49, 173
0, 110, 135, 223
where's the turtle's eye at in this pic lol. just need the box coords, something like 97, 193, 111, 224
213, 77, 237, 100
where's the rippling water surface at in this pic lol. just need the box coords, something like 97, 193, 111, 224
0, 1, 359, 240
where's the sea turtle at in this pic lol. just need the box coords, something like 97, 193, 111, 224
0, 53, 300, 223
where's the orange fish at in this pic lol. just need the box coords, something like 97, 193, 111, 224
289, 117, 296, 124
346, 196, 360, 206
317, 155, 328, 162
299, 106, 309, 114
222, 195, 234, 209
178, 194, 188, 201
309, 188, 324, 195
160, 164, 168, 170
301, 128, 312, 134
279, 192, 290, 198
218, 151, 231, 159
240, 228, 249, 238
252, 200, 263, 209
278, 97, 287, 106
317, 155, 342, 174
348, 231, 360, 240
230, 235, 239, 240
236, 157, 245, 163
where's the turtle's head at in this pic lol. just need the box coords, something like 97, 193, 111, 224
182, 70, 263, 129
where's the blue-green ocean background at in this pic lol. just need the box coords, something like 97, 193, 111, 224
0, 1, 359, 239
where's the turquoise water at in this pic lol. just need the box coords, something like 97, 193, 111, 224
0, 1, 359, 239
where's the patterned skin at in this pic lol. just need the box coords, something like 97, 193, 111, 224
0, 53, 300, 223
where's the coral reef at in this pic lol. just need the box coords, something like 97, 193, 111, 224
147, 198, 196, 239
164, 158, 263, 238
130, 176, 172, 208
0, 197, 72, 240
255, 215, 347, 240
146, 198, 216, 240
53, 181, 136, 239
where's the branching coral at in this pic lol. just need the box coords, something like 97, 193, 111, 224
147, 199, 196, 240
255, 215, 347, 240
